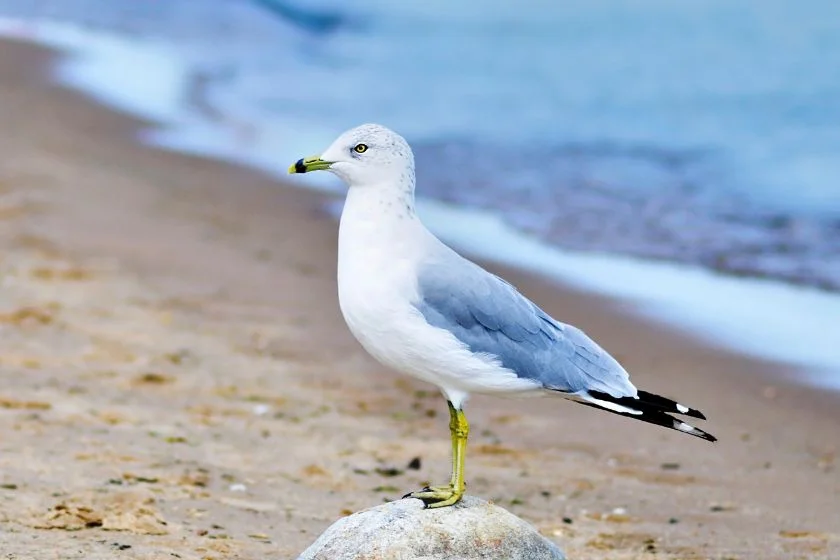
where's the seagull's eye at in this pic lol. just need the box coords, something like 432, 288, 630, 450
353, 143, 368, 154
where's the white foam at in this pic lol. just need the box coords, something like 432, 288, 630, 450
2, 17, 838, 393
0, 16, 318, 181
0, 17, 187, 123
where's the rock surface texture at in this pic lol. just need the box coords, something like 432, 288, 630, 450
297, 496, 566, 560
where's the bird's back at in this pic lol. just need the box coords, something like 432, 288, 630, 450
414, 247, 638, 398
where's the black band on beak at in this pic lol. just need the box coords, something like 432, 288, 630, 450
294, 158, 307, 173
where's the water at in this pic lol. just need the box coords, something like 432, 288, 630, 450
0, 1, 839, 385
0, 0, 838, 290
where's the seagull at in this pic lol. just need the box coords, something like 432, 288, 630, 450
289, 124, 716, 508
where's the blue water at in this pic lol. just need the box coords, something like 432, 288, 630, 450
1, 0, 839, 289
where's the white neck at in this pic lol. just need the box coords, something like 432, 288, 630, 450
339, 184, 418, 247
337, 183, 430, 286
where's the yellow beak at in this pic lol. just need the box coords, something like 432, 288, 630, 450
288, 156, 332, 174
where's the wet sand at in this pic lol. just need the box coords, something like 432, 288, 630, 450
0, 38, 838, 559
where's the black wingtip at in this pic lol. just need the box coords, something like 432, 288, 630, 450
574, 393, 717, 443
634, 390, 708, 420
671, 417, 717, 442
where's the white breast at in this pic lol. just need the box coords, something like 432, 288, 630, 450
336, 188, 540, 405
337, 187, 429, 371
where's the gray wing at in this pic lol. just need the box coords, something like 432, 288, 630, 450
415, 256, 636, 397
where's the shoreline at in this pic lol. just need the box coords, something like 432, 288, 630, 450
1, 37, 838, 559
3, 18, 838, 393
3, 13, 839, 296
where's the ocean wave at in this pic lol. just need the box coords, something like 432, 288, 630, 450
414, 140, 840, 291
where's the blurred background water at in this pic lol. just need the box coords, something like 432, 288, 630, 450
1, 0, 838, 290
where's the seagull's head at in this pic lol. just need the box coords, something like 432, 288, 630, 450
288, 123, 415, 189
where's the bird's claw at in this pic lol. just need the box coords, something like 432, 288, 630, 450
403, 484, 464, 508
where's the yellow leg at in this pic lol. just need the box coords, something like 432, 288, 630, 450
404, 400, 469, 508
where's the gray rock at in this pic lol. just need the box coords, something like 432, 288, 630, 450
297, 496, 565, 560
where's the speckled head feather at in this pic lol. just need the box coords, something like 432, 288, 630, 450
319, 124, 415, 192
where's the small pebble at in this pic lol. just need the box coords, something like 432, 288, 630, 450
253, 404, 270, 416
229, 483, 247, 492
374, 467, 403, 477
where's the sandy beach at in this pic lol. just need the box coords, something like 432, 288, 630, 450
0, 38, 838, 560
